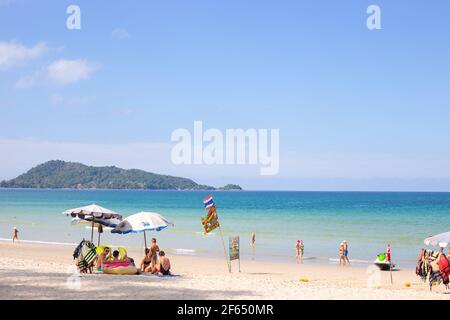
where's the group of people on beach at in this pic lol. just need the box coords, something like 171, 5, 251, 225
95, 237, 171, 276
251, 232, 351, 265
97, 247, 135, 269
339, 240, 350, 266
139, 238, 171, 275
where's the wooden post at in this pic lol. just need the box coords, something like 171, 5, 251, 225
143, 230, 147, 252
218, 226, 231, 273
389, 262, 393, 284
90, 220, 94, 243
238, 236, 241, 272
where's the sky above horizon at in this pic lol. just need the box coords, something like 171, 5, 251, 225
1, 0, 450, 191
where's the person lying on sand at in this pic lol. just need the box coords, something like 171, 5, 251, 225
157, 251, 171, 276
140, 248, 152, 271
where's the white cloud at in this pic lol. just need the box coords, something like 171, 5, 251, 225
0, 41, 48, 69
15, 59, 98, 88
49, 93, 96, 107
47, 59, 98, 85
111, 28, 130, 40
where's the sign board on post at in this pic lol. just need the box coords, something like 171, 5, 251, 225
229, 236, 240, 272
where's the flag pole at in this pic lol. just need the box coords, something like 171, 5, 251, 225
389, 262, 393, 285
218, 225, 231, 273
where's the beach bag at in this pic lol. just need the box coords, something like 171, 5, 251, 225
78, 241, 97, 272
73, 240, 84, 260
438, 254, 450, 285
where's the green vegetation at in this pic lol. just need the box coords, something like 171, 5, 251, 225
0, 160, 242, 191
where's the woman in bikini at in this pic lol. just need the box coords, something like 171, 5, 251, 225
158, 251, 171, 276
140, 248, 152, 272
339, 243, 346, 266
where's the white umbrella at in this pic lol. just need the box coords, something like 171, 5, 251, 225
111, 211, 174, 249
63, 204, 123, 244
424, 231, 450, 248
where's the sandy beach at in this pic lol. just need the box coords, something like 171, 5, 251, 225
0, 241, 448, 300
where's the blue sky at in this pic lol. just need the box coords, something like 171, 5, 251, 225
1, 0, 450, 190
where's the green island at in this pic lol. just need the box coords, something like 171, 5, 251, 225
0, 160, 242, 191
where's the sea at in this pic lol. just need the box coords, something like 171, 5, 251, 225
1, 189, 449, 268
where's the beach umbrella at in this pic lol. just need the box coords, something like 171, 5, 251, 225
63, 204, 123, 244
111, 211, 174, 250
424, 231, 450, 248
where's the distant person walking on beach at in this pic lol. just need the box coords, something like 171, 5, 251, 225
343, 240, 350, 265
250, 232, 256, 248
12, 227, 19, 243
295, 240, 304, 263
339, 242, 345, 266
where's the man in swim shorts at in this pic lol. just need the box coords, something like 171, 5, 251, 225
145, 238, 160, 273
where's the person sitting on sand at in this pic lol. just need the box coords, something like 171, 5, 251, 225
122, 253, 135, 265
97, 247, 110, 271
339, 242, 346, 266
12, 227, 19, 243
157, 251, 171, 276
140, 248, 152, 272
110, 250, 122, 263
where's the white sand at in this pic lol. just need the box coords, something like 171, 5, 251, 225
0, 242, 448, 300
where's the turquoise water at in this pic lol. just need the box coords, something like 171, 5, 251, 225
0, 189, 449, 268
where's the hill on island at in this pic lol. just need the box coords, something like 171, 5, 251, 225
0, 160, 242, 191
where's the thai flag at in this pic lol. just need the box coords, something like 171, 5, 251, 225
203, 195, 214, 210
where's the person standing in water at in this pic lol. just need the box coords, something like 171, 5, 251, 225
250, 232, 256, 260
339, 242, 345, 266
295, 240, 304, 263
12, 227, 19, 243
250, 232, 256, 248
343, 240, 350, 265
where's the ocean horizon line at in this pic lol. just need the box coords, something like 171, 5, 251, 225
0, 187, 450, 193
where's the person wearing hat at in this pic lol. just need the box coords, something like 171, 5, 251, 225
12, 226, 19, 243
